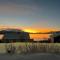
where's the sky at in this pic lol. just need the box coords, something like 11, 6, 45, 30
0, 0, 60, 39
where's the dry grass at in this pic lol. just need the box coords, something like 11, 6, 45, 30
0, 42, 60, 54
4, 42, 60, 54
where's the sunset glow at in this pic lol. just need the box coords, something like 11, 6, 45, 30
23, 28, 58, 40
0, 26, 59, 40
23, 28, 57, 33
23, 29, 38, 33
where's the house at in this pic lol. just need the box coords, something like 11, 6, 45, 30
50, 31, 60, 43
0, 29, 30, 43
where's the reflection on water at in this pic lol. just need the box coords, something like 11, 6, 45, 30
30, 34, 51, 41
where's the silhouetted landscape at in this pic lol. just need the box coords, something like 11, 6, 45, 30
0, 29, 60, 43
0, 0, 60, 60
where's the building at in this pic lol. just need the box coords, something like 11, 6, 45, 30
0, 29, 30, 43
50, 31, 60, 43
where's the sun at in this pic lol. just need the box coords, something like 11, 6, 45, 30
23, 29, 37, 33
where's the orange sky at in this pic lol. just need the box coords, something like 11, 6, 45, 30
23, 28, 56, 40
21, 27, 60, 40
